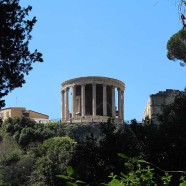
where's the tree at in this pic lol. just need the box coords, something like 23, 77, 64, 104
0, 0, 43, 108
157, 93, 186, 171
138, 93, 186, 185
178, 0, 186, 14
0, 134, 34, 186
167, 29, 186, 65
68, 121, 145, 186
60, 154, 186, 186
166, 1, 186, 65
2, 116, 57, 149
31, 136, 76, 186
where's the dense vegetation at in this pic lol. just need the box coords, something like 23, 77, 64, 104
0, 93, 186, 185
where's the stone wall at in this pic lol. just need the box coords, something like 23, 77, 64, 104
143, 89, 182, 124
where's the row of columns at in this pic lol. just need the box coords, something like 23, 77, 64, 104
62, 84, 124, 121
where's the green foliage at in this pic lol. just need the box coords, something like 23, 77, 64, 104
0, 135, 22, 166
157, 93, 186, 171
104, 154, 156, 186
30, 136, 77, 186
167, 29, 186, 65
134, 93, 186, 184
180, 182, 186, 186
61, 154, 186, 186
0, 135, 34, 185
56, 166, 86, 186
2, 117, 58, 148
2, 117, 100, 149
67, 121, 145, 186
0, 0, 43, 108
161, 173, 172, 185
1, 114, 186, 185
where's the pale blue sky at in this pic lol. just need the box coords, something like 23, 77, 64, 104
3, 0, 186, 121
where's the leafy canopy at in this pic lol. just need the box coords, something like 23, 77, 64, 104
167, 29, 186, 65
0, 0, 43, 108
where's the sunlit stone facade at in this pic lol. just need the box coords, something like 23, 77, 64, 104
143, 89, 182, 124
61, 76, 125, 123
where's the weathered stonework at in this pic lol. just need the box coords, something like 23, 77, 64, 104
61, 76, 125, 123
143, 89, 182, 124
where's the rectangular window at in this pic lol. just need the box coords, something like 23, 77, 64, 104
23, 112, 29, 117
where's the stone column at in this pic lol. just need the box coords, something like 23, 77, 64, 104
118, 88, 122, 119
65, 88, 69, 120
81, 84, 85, 116
72, 86, 76, 118
62, 90, 65, 120
112, 86, 116, 117
92, 84, 96, 116
103, 84, 107, 116
121, 90, 124, 120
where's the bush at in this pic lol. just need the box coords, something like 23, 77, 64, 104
30, 136, 77, 186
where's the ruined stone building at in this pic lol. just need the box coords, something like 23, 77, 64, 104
143, 89, 182, 124
61, 76, 125, 123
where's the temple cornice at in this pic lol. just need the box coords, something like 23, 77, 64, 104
61, 76, 125, 91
